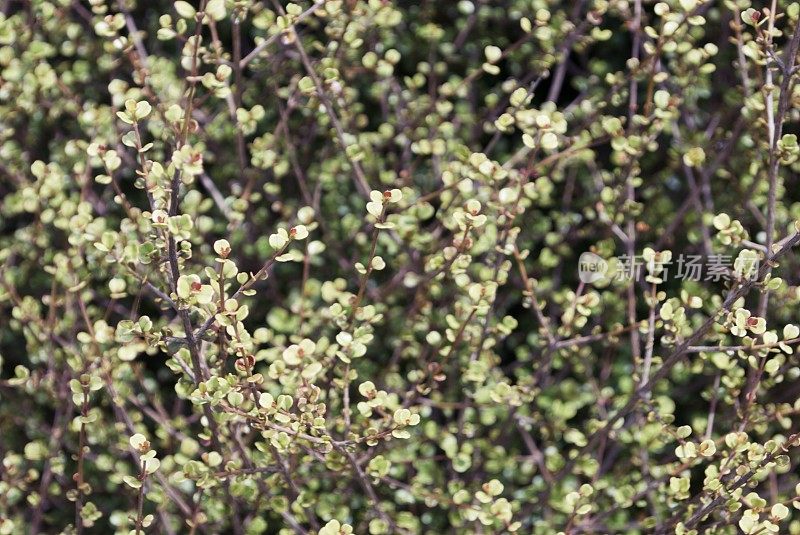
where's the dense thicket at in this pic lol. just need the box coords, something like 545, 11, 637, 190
3, 0, 800, 533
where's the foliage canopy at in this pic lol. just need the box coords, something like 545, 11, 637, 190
4, 0, 800, 534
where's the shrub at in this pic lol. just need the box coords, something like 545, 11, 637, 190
3, 0, 800, 533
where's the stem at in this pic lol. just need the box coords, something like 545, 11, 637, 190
74, 387, 88, 534
134, 460, 147, 535
343, 205, 387, 435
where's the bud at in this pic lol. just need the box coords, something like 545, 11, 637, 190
213, 239, 231, 258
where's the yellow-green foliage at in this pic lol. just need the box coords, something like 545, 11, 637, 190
4, 1, 800, 534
